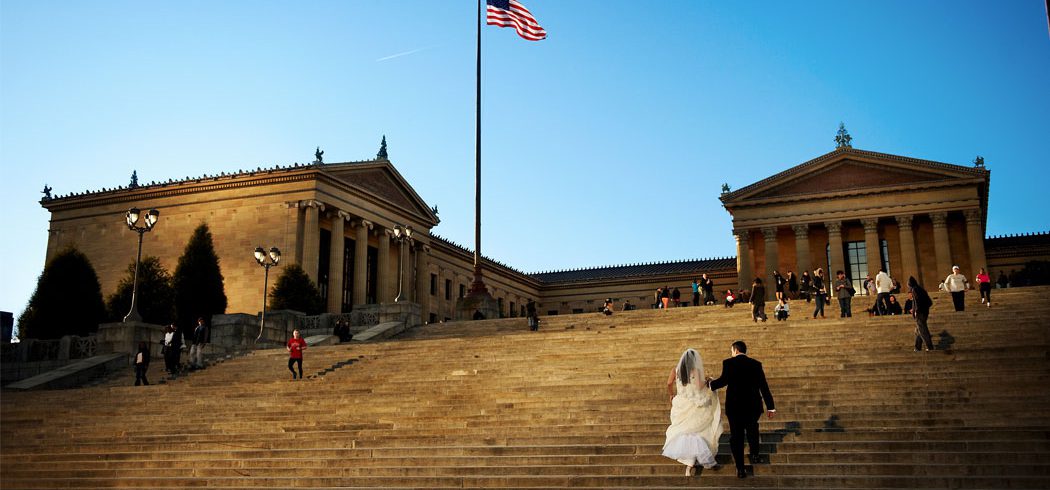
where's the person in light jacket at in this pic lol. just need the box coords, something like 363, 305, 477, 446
944, 265, 970, 312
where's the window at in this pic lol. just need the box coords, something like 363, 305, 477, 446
430, 274, 437, 295
445, 279, 452, 300
459, 284, 466, 299
845, 241, 867, 293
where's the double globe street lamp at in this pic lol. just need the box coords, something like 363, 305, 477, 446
254, 246, 281, 341
392, 224, 413, 303
124, 208, 160, 323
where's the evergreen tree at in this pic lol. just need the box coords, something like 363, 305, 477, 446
18, 247, 106, 339
105, 256, 175, 325
172, 223, 227, 331
269, 264, 324, 315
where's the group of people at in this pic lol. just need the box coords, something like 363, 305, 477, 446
654, 274, 718, 309
663, 341, 775, 479
135, 318, 209, 386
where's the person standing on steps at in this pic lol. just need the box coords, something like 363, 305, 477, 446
708, 340, 776, 479
834, 270, 853, 318
134, 341, 150, 386
526, 299, 538, 331
800, 271, 812, 303
286, 329, 307, 380
811, 269, 827, 319
662, 348, 723, 477
189, 317, 207, 370
908, 276, 935, 352
944, 265, 970, 312
702, 273, 716, 305
691, 279, 701, 308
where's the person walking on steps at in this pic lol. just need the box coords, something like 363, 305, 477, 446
708, 341, 776, 479
944, 265, 970, 312
287, 329, 307, 380
134, 341, 150, 386
976, 267, 992, 307
662, 348, 723, 477
750, 278, 767, 322
908, 277, 935, 352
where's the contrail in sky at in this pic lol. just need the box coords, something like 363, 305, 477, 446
376, 45, 439, 62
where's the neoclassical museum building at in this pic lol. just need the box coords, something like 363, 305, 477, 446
38, 138, 1049, 323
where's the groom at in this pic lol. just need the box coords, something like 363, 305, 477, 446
708, 340, 775, 479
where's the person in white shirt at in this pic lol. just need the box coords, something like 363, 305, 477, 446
944, 265, 970, 312
874, 269, 894, 316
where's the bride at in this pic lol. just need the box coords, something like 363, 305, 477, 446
662, 348, 724, 476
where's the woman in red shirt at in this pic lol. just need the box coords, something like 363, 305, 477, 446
286, 329, 307, 380
976, 268, 992, 307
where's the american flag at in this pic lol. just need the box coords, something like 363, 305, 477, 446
486, 0, 546, 41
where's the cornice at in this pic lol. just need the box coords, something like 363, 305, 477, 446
41, 168, 319, 212
725, 177, 987, 210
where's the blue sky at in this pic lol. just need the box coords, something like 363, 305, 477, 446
2, 1, 1049, 319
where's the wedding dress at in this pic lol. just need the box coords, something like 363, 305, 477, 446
662, 349, 723, 469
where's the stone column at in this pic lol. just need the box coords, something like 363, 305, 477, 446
352, 219, 371, 306
416, 244, 430, 316
285, 202, 303, 266
377, 227, 391, 303
964, 209, 987, 275
895, 215, 919, 284
826, 221, 844, 276
762, 226, 779, 300
792, 224, 811, 277
734, 229, 753, 291
862, 218, 882, 276
931, 212, 952, 280
301, 200, 324, 284
326, 211, 348, 313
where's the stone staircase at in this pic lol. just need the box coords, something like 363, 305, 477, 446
2, 287, 1049, 488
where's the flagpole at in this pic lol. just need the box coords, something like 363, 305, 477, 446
469, 0, 489, 297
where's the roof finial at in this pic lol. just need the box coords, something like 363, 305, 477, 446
377, 135, 388, 160
314, 147, 324, 164
721, 182, 731, 194
973, 155, 985, 168
41, 184, 52, 201
129, 170, 139, 188
834, 122, 852, 149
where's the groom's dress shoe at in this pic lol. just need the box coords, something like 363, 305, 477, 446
737, 470, 748, 479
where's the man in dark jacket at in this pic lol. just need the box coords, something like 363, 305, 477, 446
708, 340, 776, 479
908, 276, 935, 351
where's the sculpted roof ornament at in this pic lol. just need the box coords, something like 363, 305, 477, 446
973, 155, 985, 168
834, 122, 852, 149
41, 185, 52, 201
377, 135, 389, 160
314, 147, 324, 164
129, 170, 139, 188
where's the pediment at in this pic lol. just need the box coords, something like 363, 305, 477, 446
722, 148, 989, 205
750, 159, 945, 199
323, 161, 438, 224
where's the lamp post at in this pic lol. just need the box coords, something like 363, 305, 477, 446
392, 224, 413, 302
254, 246, 281, 342
123, 207, 160, 323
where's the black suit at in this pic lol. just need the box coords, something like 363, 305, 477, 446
710, 354, 775, 471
